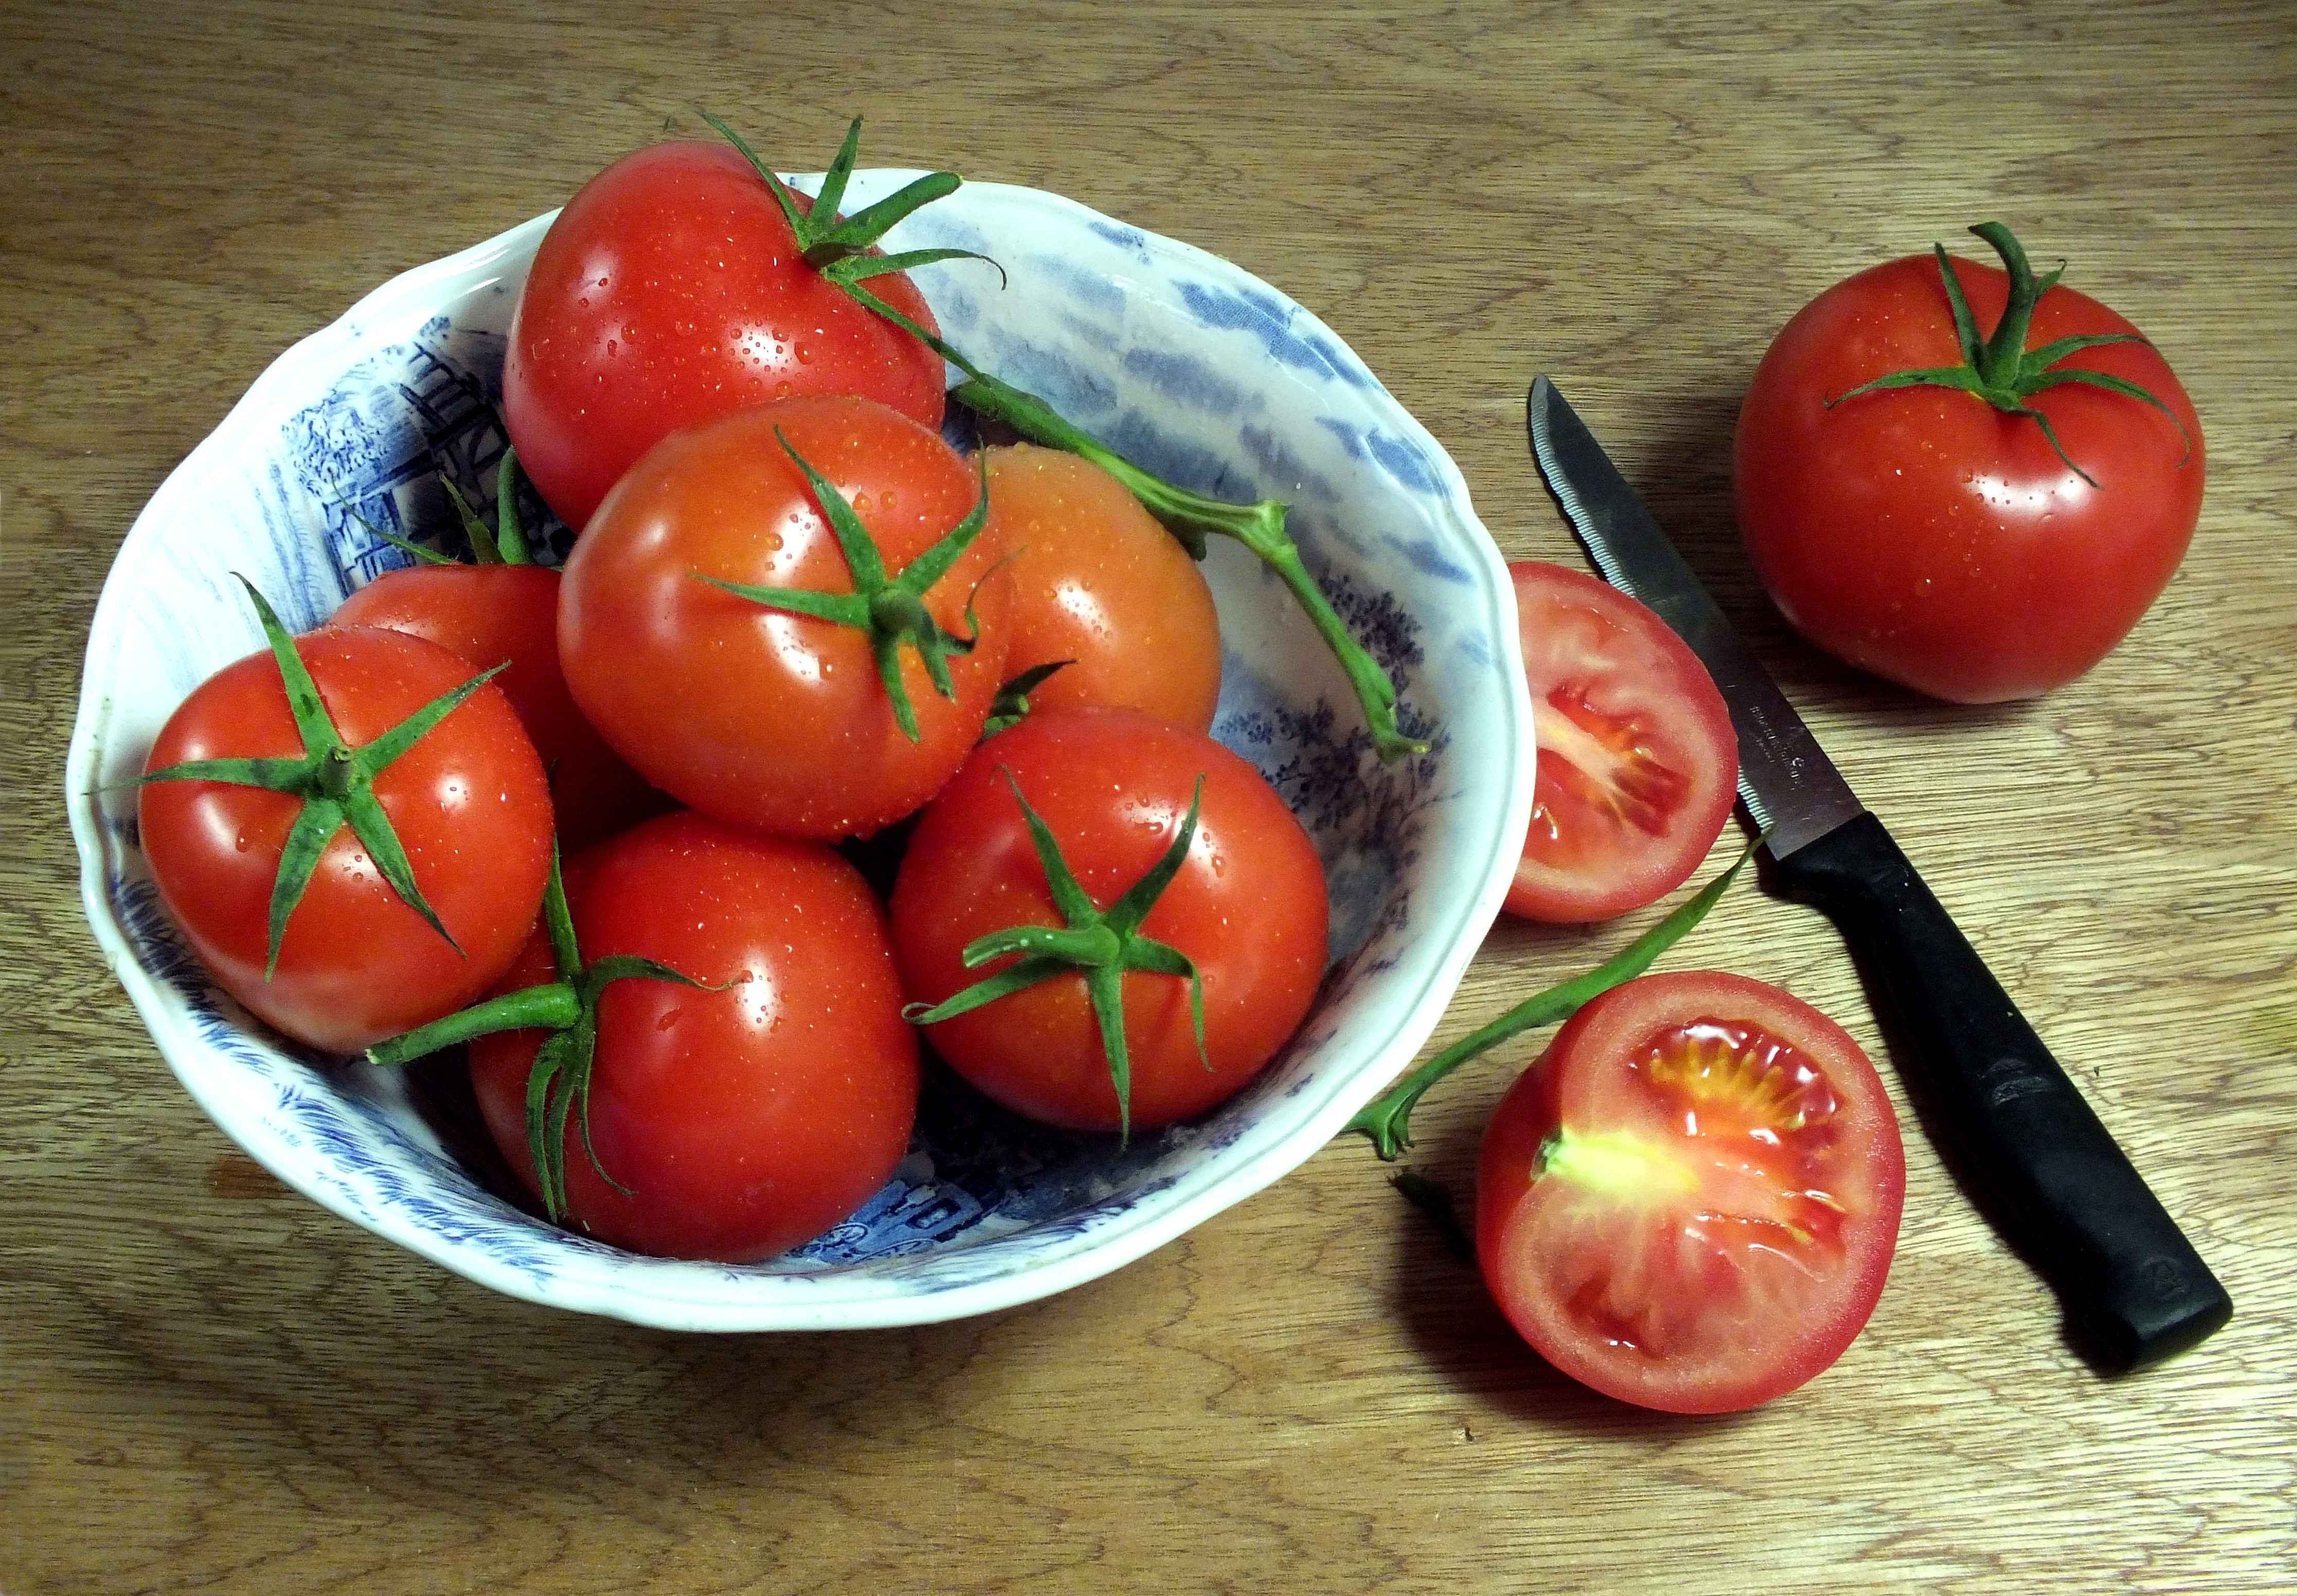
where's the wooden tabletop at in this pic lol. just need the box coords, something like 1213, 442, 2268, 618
8, 3, 2294, 1591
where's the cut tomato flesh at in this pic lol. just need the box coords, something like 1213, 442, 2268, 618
1532, 688, 1697, 845
1478, 973, 1905, 1413
1505, 563, 1737, 923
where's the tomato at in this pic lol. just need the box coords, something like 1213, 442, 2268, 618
1504, 562, 1737, 925
467, 812, 919, 1263
890, 706, 1327, 1133
559, 394, 1012, 840
138, 625, 553, 1053
332, 563, 667, 849
979, 444, 1223, 730
1476, 971, 1904, 1413
1734, 226, 2204, 703
504, 138, 948, 532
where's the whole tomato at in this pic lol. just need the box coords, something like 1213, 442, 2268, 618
504, 135, 948, 531
332, 562, 667, 849
979, 444, 1223, 731
558, 394, 1012, 840
138, 621, 553, 1053
467, 812, 920, 1263
1734, 223, 2203, 703
891, 706, 1328, 1134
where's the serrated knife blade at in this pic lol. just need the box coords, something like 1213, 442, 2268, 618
1526, 375, 2230, 1372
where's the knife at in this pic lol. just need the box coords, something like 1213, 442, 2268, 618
1526, 375, 2231, 1373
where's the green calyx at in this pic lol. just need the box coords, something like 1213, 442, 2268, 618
365, 846, 711, 1222
904, 767, 1211, 1144
697, 110, 1428, 767
138, 576, 506, 977
353, 445, 536, 569
696, 428, 992, 742
1829, 221, 2194, 489
982, 660, 1073, 738
699, 109, 999, 300
1345, 837, 1758, 1161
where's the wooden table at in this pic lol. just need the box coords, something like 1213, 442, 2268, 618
8, 3, 2293, 1590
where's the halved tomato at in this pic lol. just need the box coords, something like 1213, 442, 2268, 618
1476, 971, 1904, 1413
1505, 562, 1737, 923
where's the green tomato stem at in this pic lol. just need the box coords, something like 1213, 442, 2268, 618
1345, 839, 1757, 1161
364, 982, 584, 1065
950, 373, 1423, 765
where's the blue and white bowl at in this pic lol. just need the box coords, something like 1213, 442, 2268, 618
67, 173, 1534, 1330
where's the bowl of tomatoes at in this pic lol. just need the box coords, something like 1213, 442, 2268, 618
68, 158, 1534, 1329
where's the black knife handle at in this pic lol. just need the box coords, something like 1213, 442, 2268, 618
1766, 812, 2231, 1371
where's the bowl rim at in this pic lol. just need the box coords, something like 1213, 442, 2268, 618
67, 179, 1535, 1330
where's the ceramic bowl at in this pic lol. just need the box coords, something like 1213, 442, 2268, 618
67, 172, 1534, 1330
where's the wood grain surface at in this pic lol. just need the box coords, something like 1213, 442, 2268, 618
5, 2, 2293, 1592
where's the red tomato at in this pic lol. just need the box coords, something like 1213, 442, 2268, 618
1505, 562, 1737, 924
558, 394, 1012, 840
504, 138, 948, 531
980, 444, 1223, 731
891, 706, 1327, 1133
468, 812, 920, 1263
138, 626, 553, 1053
332, 563, 667, 849
1477, 971, 1904, 1413
1734, 237, 2204, 702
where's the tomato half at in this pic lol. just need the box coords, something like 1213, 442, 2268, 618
1505, 562, 1738, 924
980, 444, 1223, 731
1476, 971, 1904, 1413
468, 812, 920, 1263
890, 706, 1328, 1133
138, 626, 554, 1053
332, 563, 667, 849
1734, 240, 2204, 703
558, 394, 1012, 840
504, 138, 948, 532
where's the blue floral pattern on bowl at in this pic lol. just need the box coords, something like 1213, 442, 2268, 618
67, 175, 1534, 1331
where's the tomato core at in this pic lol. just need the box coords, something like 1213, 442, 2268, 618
1530, 688, 1695, 846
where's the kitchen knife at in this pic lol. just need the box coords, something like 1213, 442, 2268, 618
1526, 375, 2231, 1372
